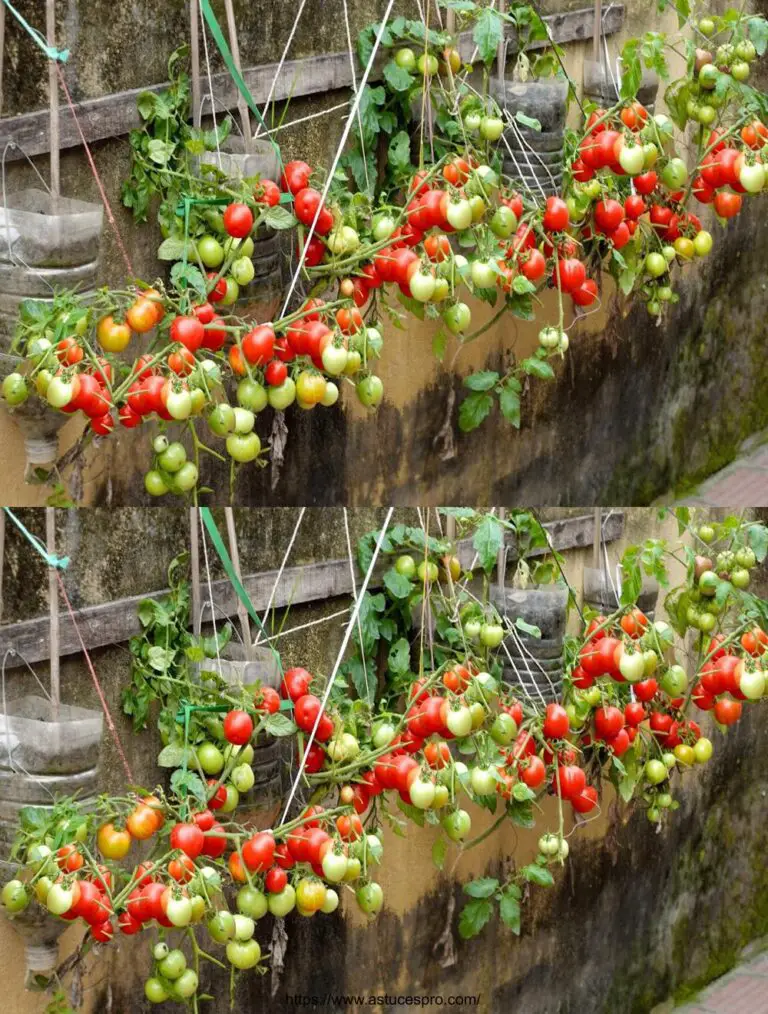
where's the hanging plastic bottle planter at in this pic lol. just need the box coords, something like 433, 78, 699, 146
582, 566, 660, 621
0, 696, 103, 978
491, 77, 569, 198
491, 584, 569, 703
196, 137, 284, 322
583, 59, 659, 113
193, 643, 284, 828
0, 191, 103, 472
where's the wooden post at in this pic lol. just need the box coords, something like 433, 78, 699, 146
224, 508, 252, 655
46, 509, 60, 716
592, 508, 602, 570
497, 507, 507, 593
46, 0, 60, 201
223, 0, 252, 150
190, 0, 202, 129
593, 0, 602, 65
0, 1, 6, 118
189, 509, 201, 637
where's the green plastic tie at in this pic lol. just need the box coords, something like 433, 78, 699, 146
2, 0, 69, 62
3, 508, 69, 569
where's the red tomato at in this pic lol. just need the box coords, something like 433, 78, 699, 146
169, 822, 205, 859
223, 709, 254, 745
223, 202, 254, 238
242, 325, 275, 365
594, 199, 625, 233
281, 160, 313, 194
633, 678, 658, 702
282, 667, 313, 701
170, 315, 204, 353
555, 764, 586, 801
634, 171, 658, 195
572, 784, 599, 813
543, 196, 570, 232
542, 703, 569, 739
242, 831, 276, 872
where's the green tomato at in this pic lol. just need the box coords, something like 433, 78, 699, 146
207, 909, 236, 943
197, 236, 225, 268
693, 737, 713, 763
237, 886, 268, 919
490, 205, 517, 238
731, 567, 750, 589
226, 431, 262, 463
490, 712, 517, 745
443, 302, 471, 335
232, 406, 256, 434
480, 622, 505, 648
417, 52, 439, 77
144, 978, 170, 1004
224, 235, 255, 259
226, 938, 261, 969
645, 253, 667, 278
395, 554, 416, 578
321, 888, 339, 914
233, 913, 255, 940
144, 470, 169, 497
267, 884, 296, 917
417, 559, 439, 583
2, 373, 28, 406
698, 17, 715, 36
158, 441, 187, 474
442, 809, 471, 842
267, 377, 296, 411
480, 116, 505, 141
356, 375, 384, 409
231, 762, 255, 793
731, 60, 750, 82
197, 741, 225, 775
153, 942, 170, 961
220, 784, 240, 813
174, 462, 199, 493
660, 664, 687, 696
231, 256, 256, 286
237, 379, 268, 413
645, 759, 667, 785
395, 48, 416, 72
174, 969, 199, 1000
661, 158, 688, 189
356, 882, 384, 916
1, 880, 28, 913
158, 949, 187, 981
321, 381, 339, 408
208, 403, 236, 436
372, 214, 396, 241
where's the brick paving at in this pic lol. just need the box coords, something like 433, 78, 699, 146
674, 433, 768, 507
675, 946, 768, 1013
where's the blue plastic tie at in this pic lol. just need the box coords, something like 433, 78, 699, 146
2, 0, 70, 63
3, 508, 70, 569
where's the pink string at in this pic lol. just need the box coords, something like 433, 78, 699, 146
55, 572, 135, 784
55, 65, 135, 278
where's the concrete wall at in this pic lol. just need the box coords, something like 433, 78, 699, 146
1, 2, 766, 505
0, 508, 766, 1012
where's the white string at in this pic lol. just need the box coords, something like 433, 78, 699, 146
280, 0, 397, 317
280, 507, 394, 823
198, 598, 247, 648
343, 508, 370, 702
199, 0, 223, 169
1, 141, 57, 291
342, 0, 370, 193
1, 650, 57, 802
256, 607, 351, 644
252, 508, 306, 647
257, 101, 351, 137
253, 0, 310, 139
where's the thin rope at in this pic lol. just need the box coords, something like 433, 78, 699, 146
253, 0, 310, 139
280, 507, 394, 823
252, 507, 306, 647
199, 0, 223, 169
55, 66, 134, 277
1, 0, 68, 61
342, 0, 370, 193
343, 507, 370, 703
2, 508, 69, 568
54, 572, 134, 783
280, 0, 396, 317
256, 607, 351, 644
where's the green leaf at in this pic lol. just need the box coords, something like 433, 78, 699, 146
499, 888, 521, 934
515, 111, 541, 131
748, 524, 768, 563
432, 837, 447, 870
156, 237, 189, 262
264, 712, 297, 737
521, 357, 555, 380
170, 769, 206, 804
432, 330, 447, 362
515, 617, 541, 638
147, 139, 175, 165
383, 61, 415, 93
397, 797, 425, 827
620, 39, 642, 100
383, 568, 414, 600
499, 383, 521, 428
618, 750, 637, 803
170, 262, 207, 299
264, 206, 297, 230
463, 876, 499, 899
749, 16, 768, 56
715, 580, 733, 607
357, 85, 387, 147
473, 6, 504, 66
512, 275, 536, 295
473, 515, 504, 575
459, 391, 493, 432
157, 744, 188, 768
521, 863, 554, 887
464, 370, 499, 392
388, 637, 411, 676
387, 130, 412, 174
147, 646, 174, 673
459, 898, 494, 939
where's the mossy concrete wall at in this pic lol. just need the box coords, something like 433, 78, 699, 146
0, 508, 766, 1012
1, 2, 766, 505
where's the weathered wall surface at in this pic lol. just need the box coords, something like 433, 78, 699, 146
0, 508, 766, 1013
1, 2, 766, 505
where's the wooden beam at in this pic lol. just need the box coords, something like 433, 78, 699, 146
0, 6, 624, 161
0, 513, 624, 668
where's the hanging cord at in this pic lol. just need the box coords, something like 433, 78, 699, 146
1, 650, 58, 804
343, 508, 370, 703
280, 507, 394, 824
342, 0, 370, 194
199, 507, 224, 677
252, 507, 306, 648
252, 0, 310, 140
55, 65, 134, 277
54, 572, 134, 783
198, 0, 223, 169
279, 0, 397, 317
